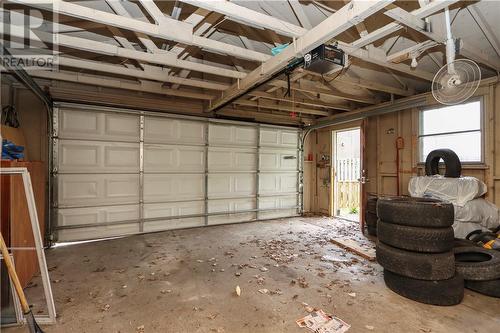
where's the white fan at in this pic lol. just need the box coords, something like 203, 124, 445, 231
431, 7, 481, 105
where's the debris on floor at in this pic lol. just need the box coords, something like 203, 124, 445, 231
235, 285, 241, 296
296, 310, 351, 333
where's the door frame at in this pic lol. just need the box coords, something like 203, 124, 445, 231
331, 125, 364, 223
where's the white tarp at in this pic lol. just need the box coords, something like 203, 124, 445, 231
408, 176, 487, 207
453, 199, 499, 238
453, 221, 490, 239
409, 176, 499, 238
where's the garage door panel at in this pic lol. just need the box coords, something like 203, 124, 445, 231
55, 106, 301, 241
57, 223, 140, 242
59, 141, 99, 171
144, 145, 205, 172
207, 198, 256, 225
59, 109, 139, 142
58, 174, 139, 207
260, 128, 298, 148
144, 117, 205, 145
59, 140, 140, 173
105, 113, 141, 139
208, 197, 255, 213
208, 212, 256, 225
209, 124, 257, 147
259, 173, 298, 195
143, 201, 204, 232
144, 174, 205, 202
57, 204, 140, 228
260, 150, 298, 171
259, 195, 298, 219
208, 173, 256, 198
208, 147, 256, 172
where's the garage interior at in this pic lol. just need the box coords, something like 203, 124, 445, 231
1, 0, 500, 332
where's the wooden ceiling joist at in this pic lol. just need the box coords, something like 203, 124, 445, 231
1, 23, 246, 80
269, 80, 377, 105
208, 0, 395, 112
179, 0, 307, 38
9, 0, 271, 62
56, 57, 230, 91
351, 0, 460, 49
180, 0, 444, 84
25, 70, 214, 100
247, 91, 351, 111
383, 6, 500, 71
105, 0, 162, 53
232, 99, 330, 117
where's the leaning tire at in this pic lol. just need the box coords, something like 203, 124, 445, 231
365, 210, 378, 236
425, 149, 461, 178
367, 224, 377, 236
454, 247, 500, 281
454, 238, 478, 248
465, 279, 500, 298
367, 198, 378, 213
376, 242, 455, 280
377, 220, 454, 253
384, 270, 464, 306
377, 197, 454, 228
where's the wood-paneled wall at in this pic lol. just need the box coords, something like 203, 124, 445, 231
306, 82, 500, 214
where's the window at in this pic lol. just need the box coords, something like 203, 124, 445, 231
419, 99, 483, 163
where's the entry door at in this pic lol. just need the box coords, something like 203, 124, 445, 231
53, 105, 301, 242
332, 128, 361, 222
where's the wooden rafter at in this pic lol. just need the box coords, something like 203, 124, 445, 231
25, 70, 214, 100
383, 5, 500, 71
232, 99, 330, 117
208, 0, 396, 112
8, 0, 271, 62
247, 91, 351, 111
1, 23, 245, 79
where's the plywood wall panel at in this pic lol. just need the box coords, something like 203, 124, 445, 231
305, 82, 500, 214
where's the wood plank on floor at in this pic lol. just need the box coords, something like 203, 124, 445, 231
330, 237, 376, 261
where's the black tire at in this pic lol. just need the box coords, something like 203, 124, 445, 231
365, 212, 377, 236
365, 212, 377, 226
454, 247, 500, 281
377, 197, 454, 228
377, 220, 454, 253
425, 149, 461, 178
384, 270, 464, 306
465, 279, 500, 298
367, 225, 377, 236
367, 198, 378, 213
376, 242, 455, 280
454, 238, 478, 248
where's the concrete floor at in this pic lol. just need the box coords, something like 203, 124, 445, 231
5, 217, 500, 333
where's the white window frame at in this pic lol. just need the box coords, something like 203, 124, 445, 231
418, 97, 484, 165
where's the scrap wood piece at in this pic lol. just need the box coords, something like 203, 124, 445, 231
330, 238, 376, 261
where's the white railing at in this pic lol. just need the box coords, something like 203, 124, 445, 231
336, 158, 360, 209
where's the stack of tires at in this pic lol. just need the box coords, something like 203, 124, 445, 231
455, 247, 500, 298
365, 197, 378, 236
376, 197, 464, 305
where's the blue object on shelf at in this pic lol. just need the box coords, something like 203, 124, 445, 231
271, 43, 289, 56
2, 139, 25, 160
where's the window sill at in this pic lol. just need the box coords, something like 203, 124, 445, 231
416, 163, 489, 170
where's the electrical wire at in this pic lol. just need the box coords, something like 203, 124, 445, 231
321, 61, 351, 84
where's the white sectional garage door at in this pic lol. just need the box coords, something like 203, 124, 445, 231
53, 104, 301, 242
